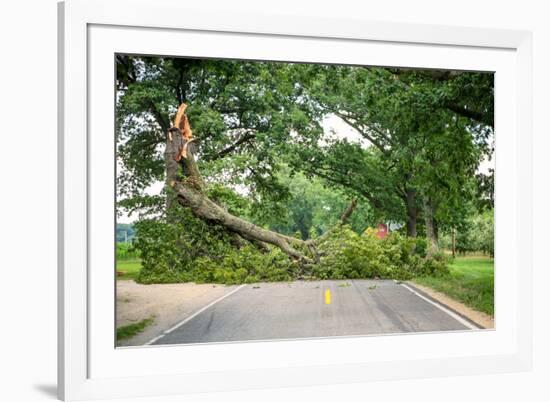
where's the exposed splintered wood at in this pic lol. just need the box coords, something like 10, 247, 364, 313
173, 103, 193, 140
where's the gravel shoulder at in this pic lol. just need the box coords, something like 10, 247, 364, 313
409, 282, 494, 329
116, 281, 240, 346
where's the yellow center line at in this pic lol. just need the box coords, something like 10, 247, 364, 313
325, 288, 331, 305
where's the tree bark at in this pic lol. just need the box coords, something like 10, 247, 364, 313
165, 128, 181, 217
405, 188, 417, 237
451, 227, 456, 258
423, 197, 439, 257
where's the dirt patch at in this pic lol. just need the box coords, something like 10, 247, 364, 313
409, 282, 494, 329
116, 281, 240, 346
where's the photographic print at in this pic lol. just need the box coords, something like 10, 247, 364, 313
115, 55, 494, 347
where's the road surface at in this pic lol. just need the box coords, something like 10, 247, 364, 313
149, 279, 478, 346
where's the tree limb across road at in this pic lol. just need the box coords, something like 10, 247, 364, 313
166, 105, 318, 264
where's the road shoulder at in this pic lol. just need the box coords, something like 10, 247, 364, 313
407, 282, 494, 329
116, 281, 241, 346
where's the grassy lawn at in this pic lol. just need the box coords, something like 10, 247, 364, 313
116, 258, 142, 281
116, 317, 154, 342
412, 256, 494, 316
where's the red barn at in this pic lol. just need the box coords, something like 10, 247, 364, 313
376, 223, 388, 239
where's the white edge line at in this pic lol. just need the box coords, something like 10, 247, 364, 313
145, 284, 247, 345
399, 283, 479, 330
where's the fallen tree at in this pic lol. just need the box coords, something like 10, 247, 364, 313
133, 140, 450, 283
129, 104, 448, 286
171, 180, 314, 262
166, 103, 322, 264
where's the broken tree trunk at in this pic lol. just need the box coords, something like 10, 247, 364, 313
164, 128, 181, 216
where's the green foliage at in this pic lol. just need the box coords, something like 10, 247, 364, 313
134, 216, 299, 284
474, 210, 494, 257
116, 242, 140, 260
440, 209, 494, 256
191, 246, 298, 285
133, 208, 237, 284
262, 167, 376, 239
313, 226, 448, 281
117, 57, 493, 233
414, 237, 428, 258
413, 256, 494, 315
475, 169, 494, 210
292, 64, 492, 232
206, 184, 251, 217
133, 217, 447, 284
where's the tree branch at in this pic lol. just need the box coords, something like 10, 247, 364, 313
364, 66, 493, 128
206, 131, 256, 161
444, 102, 492, 127
148, 100, 170, 132
304, 166, 385, 211
334, 111, 392, 154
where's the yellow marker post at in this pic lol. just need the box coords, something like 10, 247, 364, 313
325, 288, 331, 305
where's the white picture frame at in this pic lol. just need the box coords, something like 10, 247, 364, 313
58, 0, 533, 400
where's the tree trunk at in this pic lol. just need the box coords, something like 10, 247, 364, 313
164, 129, 181, 217
405, 188, 417, 237
423, 197, 439, 257
298, 225, 310, 241
451, 227, 456, 258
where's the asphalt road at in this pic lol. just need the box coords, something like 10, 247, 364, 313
151, 279, 476, 346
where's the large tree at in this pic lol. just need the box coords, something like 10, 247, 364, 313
291, 64, 492, 251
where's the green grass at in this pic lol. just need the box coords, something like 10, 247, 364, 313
116, 317, 154, 342
412, 256, 494, 316
116, 242, 140, 260
116, 258, 142, 280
